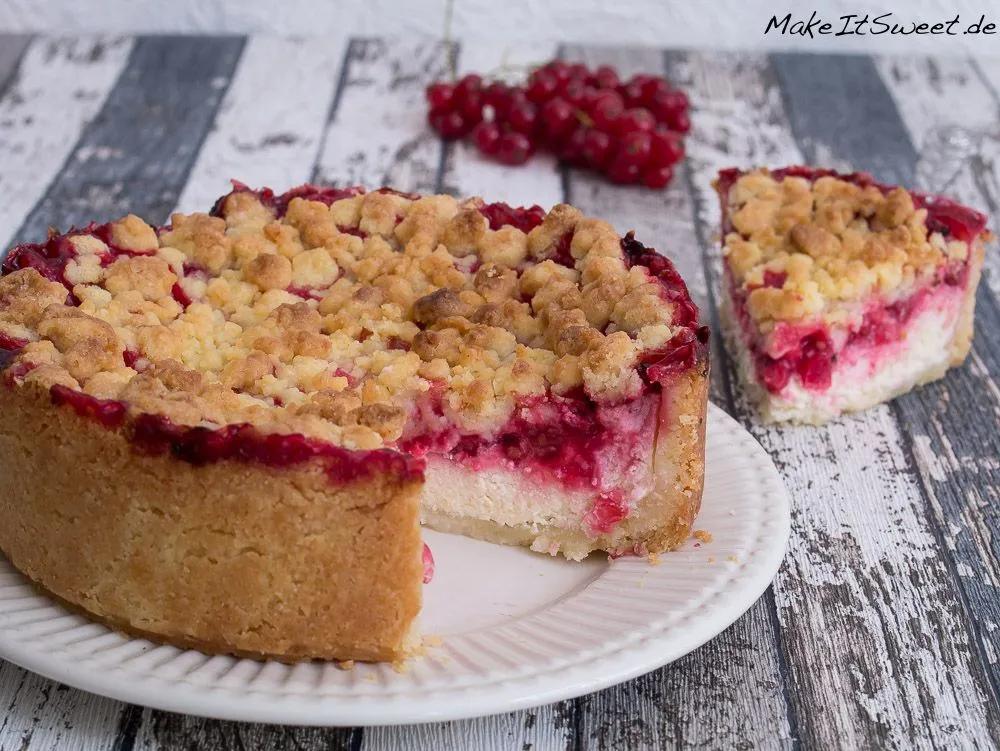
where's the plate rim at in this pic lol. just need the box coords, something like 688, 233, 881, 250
0, 403, 790, 726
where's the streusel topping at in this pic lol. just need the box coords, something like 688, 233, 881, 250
0, 185, 698, 451
719, 168, 977, 327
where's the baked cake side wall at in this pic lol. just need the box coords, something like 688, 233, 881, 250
628, 364, 708, 552
0, 383, 424, 662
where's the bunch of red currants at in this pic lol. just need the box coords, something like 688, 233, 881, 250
425, 59, 690, 189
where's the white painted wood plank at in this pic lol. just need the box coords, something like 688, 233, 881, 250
677, 49, 995, 748
0, 662, 123, 751
174, 34, 348, 213
0, 36, 133, 251
362, 38, 572, 751
313, 36, 449, 192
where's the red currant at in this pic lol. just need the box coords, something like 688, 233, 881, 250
606, 159, 641, 184
588, 91, 625, 132
472, 121, 501, 155
458, 89, 484, 124
615, 107, 656, 136
639, 76, 670, 104
654, 91, 688, 122
483, 82, 514, 120
527, 71, 558, 103
454, 74, 482, 100
617, 130, 652, 167
507, 99, 538, 135
545, 59, 571, 85
649, 130, 684, 166
582, 129, 613, 169
621, 78, 646, 107
593, 65, 620, 90
667, 110, 691, 133
496, 131, 533, 165
540, 97, 575, 140
429, 110, 468, 139
563, 79, 589, 108
641, 164, 674, 189
559, 126, 588, 165
426, 83, 454, 112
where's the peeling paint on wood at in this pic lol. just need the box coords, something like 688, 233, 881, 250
174, 35, 349, 214
11, 35, 244, 244
313, 37, 451, 193
0, 36, 132, 251
0, 660, 126, 751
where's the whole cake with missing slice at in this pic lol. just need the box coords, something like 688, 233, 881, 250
0, 183, 709, 662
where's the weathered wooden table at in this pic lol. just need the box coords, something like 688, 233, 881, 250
0, 33, 997, 750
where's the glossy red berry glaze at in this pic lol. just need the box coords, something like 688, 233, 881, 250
478, 202, 546, 234
717, 167, 987, 395
0, 331, 28, 352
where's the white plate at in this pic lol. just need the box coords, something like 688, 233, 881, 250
0, 404, 789, 726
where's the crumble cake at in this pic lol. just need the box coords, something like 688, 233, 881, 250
0, 183, 709, 661
715, 167, 989, 424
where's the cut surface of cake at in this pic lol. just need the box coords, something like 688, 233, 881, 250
715, 167, 989, 424
0, 183, 709, 661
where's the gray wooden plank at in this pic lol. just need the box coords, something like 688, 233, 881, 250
0, 36, 134, 251
679, 48, 996, 748
11, 34, 245, 245
559, 44, 795, 751
774, 51, 1000, 718
876, 54, 1000, 714
0, 34, 30, 98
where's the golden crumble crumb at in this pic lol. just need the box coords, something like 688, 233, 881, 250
719, 168, 969, 326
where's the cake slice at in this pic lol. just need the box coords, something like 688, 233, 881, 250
0, 184, 708, 661
715, 167, 989, 424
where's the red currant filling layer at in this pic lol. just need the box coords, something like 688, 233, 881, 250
728, 262, 971, 395
401, 387, 659, 493
48, 383, 424, 483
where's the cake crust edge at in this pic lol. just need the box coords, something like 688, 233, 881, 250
0, 381, 423, 662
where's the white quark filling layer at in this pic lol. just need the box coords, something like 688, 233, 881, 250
728, 283, 966, 424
